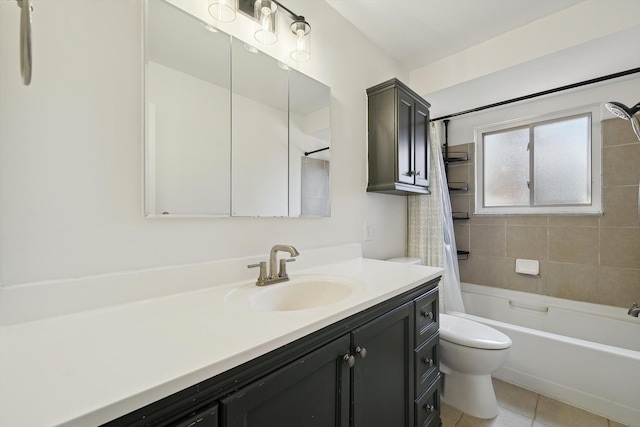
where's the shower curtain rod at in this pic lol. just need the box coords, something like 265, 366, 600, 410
430, 67, 640, 122
304, 147, 329, 156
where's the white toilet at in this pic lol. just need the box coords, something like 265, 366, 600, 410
439, 313, 512, 419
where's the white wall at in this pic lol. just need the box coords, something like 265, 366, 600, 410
434, 77, 640, 149
410, 0, 640, 98
0, 0, 408, 286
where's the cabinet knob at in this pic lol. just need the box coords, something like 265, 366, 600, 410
424, 404, 434, 413
343, 354, 355, 368
421, 311, 434, 319
355, 346, 367, 359
422, 357, 434, 367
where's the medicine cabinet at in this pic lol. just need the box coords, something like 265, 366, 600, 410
144, 0, 331, 217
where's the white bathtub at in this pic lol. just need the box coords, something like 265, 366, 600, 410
450, 283, 640, 426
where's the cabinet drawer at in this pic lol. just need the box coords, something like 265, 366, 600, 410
415, 375, 441, 427
415, 332, 439, 397
415, 287, 439, 346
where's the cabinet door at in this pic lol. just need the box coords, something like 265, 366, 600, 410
413, 101, 430, 188
397, 90, 415, 185
220, 335, 351, 427
352, 302, 414, 427
168, 403, 218, 427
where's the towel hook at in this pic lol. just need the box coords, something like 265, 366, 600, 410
17, 0, 33, 85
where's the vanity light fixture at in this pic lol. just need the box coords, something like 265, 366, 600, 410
290, 17, 311, 62
208, 0, 237, 23
254, 0, 278, 44
232, 0, 311, 61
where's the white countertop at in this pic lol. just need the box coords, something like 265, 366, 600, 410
0, 255, 442, 427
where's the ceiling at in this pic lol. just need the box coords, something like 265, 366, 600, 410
324, 0, 588, 71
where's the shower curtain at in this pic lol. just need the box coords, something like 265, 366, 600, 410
408, 122, 465, 313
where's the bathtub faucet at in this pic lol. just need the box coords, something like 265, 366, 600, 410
628, 302, 640, 317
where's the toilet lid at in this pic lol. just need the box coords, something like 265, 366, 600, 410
439, 313, 512, 350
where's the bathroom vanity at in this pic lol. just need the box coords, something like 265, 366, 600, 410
105, 276, 441, 427
0, 245, 443, 427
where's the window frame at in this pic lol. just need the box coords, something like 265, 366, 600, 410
474, 104, 602, 215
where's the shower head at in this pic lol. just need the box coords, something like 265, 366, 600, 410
605, 101, 640, 142
605, 101, 640, 120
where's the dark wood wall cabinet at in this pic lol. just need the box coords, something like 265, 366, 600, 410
102, 278, 442, 427
367, 78, 431, 196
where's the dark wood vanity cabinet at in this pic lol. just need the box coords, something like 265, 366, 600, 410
367, 78, 431, 195
102, 279, 442, 427
221, 335, 351, 427
352, 302, 414, 427
223, 303, 416, 427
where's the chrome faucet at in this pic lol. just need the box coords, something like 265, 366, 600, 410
628, 302, 640, 317
248, 244, 300, 286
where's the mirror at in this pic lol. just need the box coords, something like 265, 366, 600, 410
144, 0, 331, 217
231, 38, 289, 216
145, 0, 231, 216
289, 70, 331, 217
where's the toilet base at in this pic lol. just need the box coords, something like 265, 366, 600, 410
440, 365, 498, 419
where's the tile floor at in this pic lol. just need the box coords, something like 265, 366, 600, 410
441, 378, 633, 427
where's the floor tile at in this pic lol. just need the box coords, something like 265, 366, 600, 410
492, 378, 538, 418
456, 406, 533, 427
441, 403, 463, 427
534, 395, 608, 427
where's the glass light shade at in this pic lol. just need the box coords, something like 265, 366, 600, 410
208, 0, 237, 23
290, 19, 311, 61
254, 0, 278, 44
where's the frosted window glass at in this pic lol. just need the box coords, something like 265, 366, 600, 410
483, 128, 530, 207
533, 116, 590, 205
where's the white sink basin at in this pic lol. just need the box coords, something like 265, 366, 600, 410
248, 275, 362, 312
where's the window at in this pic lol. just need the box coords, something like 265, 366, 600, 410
475, 106, 602, 215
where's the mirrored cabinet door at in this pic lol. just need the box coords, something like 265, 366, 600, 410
289, 70, 331, 217
145, 0, 231, 217
231, 38, 289, 217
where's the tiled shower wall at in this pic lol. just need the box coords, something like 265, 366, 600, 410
449, 118, 640, 308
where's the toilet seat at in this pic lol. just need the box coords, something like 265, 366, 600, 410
440, 313, 511, 350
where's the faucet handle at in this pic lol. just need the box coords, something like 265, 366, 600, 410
248, 261, 267, 286
278, 258, 296, 278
